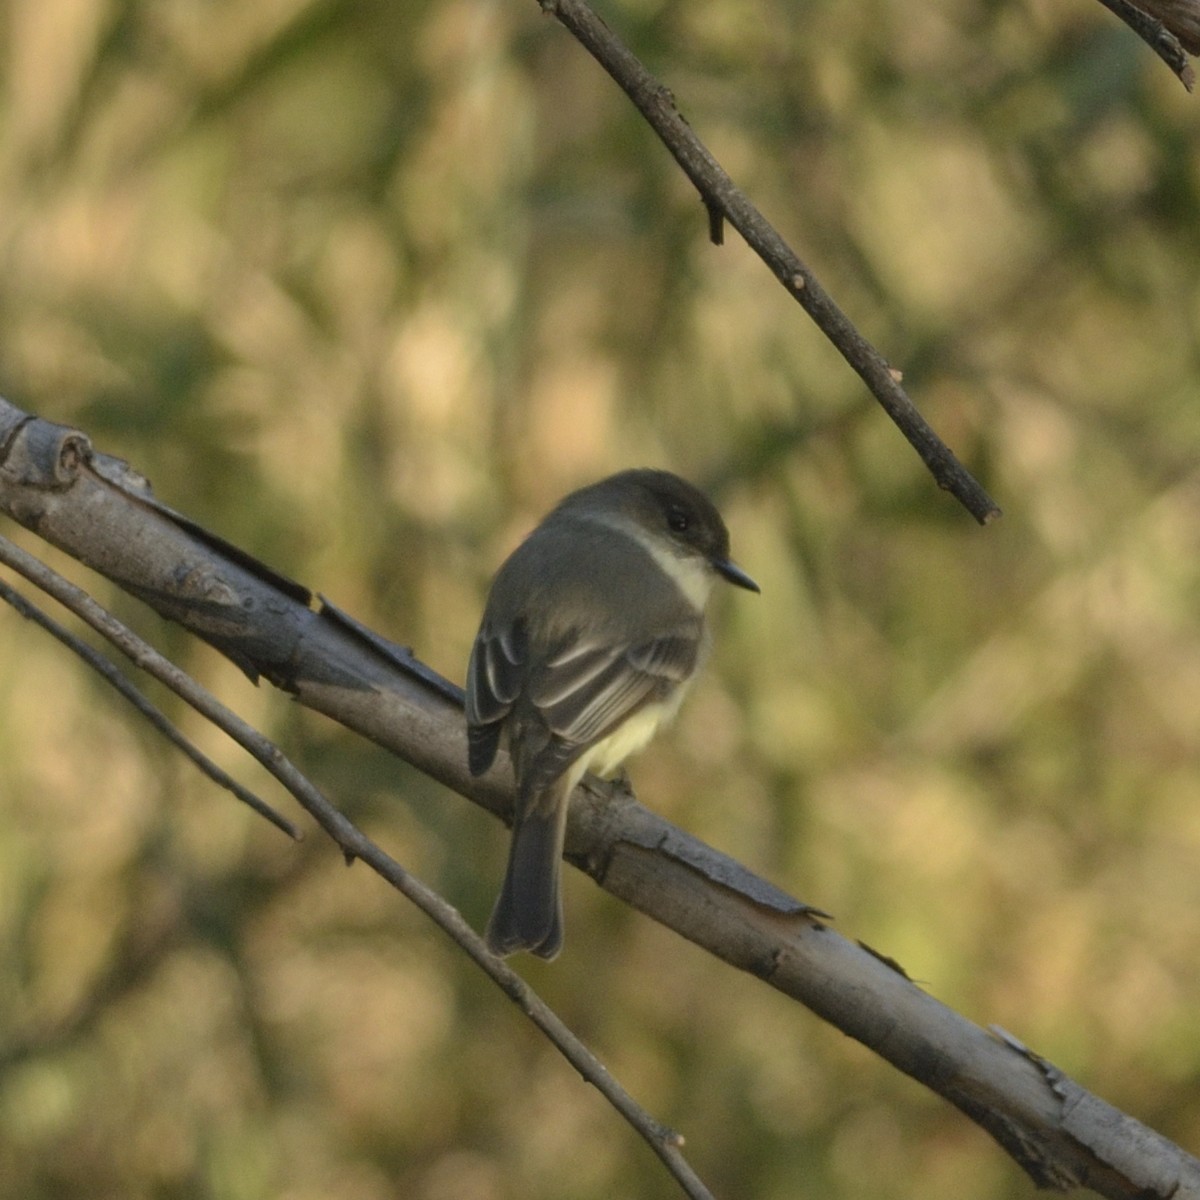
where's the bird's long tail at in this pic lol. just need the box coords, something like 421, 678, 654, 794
485, 775, 572, 960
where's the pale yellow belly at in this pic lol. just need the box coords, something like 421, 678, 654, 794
573, 681, 692, 783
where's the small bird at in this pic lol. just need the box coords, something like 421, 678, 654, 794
465, 469, 759, 959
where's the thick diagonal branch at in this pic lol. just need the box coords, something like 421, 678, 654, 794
3, 400, 1198, 1197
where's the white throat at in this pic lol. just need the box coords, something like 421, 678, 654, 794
585, 512, 716, 610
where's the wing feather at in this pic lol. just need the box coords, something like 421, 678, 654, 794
466, 619, 531, 775
530, 643, 621, 708
535, 629, 703, 746
467, 607, 705, 787
467, 620, 527, 723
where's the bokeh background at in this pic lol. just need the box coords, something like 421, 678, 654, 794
1, 0, 1199, 1197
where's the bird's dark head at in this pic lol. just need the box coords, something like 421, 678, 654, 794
562, 468, 760, 593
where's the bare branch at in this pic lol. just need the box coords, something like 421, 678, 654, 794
1136, 0, 1200, 52
0, 519, 714, 1200
3, 400, 1200, 1195
0, 574, 303, 839
1096, 0, 1199, 88
537, 0, 1002, 525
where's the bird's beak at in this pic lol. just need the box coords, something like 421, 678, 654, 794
714, 557, 760, 593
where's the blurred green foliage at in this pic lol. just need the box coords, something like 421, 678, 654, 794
1, 0, 1200, 1196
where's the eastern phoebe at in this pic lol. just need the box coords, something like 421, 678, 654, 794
466, 469, 759, 959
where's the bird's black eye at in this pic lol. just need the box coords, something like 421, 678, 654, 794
667, 506, 690, 533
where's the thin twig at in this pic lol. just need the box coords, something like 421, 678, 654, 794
331, 817, 718, 1200
0, 575, 303, 839
0, 533, 328, 827
0, 533, 716, 1200
1095, 0, 1197, 87
539, 0, 1002, 525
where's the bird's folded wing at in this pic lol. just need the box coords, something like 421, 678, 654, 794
532, 631, 701, 744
